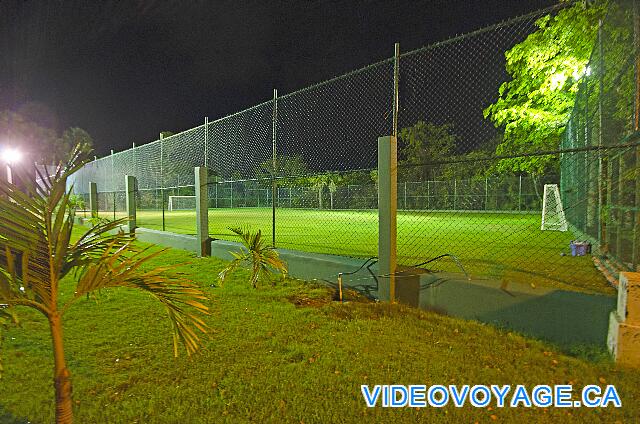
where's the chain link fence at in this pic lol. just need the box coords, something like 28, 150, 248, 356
68, 0, 639, 294
561, 0, 640, 280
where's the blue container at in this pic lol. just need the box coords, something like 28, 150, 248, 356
570, 241, 591, 257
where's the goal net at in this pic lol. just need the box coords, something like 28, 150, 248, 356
541, 184, 568, 231
168, 195, 196, 211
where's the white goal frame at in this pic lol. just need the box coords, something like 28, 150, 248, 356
168, 195, 196, 212
541, 184, 568, 232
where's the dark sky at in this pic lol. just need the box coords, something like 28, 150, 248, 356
1, 0, 557, 157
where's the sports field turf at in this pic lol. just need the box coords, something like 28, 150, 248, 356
106, 207, 611, 294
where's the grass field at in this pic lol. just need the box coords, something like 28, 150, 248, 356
0, 232, 638, 423
122, 208, 610, 294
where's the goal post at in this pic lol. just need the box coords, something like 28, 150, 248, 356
541, 184, 568, 232
168, 195, 196, 211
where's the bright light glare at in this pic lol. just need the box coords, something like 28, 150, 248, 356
550, 72, 567, 90
1, 147, 22, 164
572, 66, 592, 80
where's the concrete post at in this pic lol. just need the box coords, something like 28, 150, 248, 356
378, 135, 397, 302
195, 167, 210, 257
608, 272, 640, 368
89, 182, 98, 219
125, 175, 136, 233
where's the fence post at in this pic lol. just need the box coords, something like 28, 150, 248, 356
484, 178, 488, 211
378, 135, 397, 302
111, 150, 116, 220
518, 175, 522, 212
617, 158, 624, 259
393, 43, 400, 137
427, 180, 430, 209
633, 3, 640, 269
204, 116, 209, 168
89, 182, 98, 219
272, 88, 278, 247
403, 182, 407, 210
125, 175, 136, 233
195, 167, 210, 257
453, 179, 457, 210
160, 134, 165, 231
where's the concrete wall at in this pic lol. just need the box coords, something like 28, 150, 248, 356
210, 238, 614, 348
75, 215, 616, 349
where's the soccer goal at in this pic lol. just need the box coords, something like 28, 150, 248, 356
168, 195, 196, 211
541, 184, 568, 231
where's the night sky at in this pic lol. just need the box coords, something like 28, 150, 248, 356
1, 0, 557, 157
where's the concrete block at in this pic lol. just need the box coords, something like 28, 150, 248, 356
89, 182, 98, 219
608, 311, 640, 368
378, 135, 397, 302
125, 175, 136, 233
136, 227, 199, 252
619, 272, 640, 324
395, 266, 428, 308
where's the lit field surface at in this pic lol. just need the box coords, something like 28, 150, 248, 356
128, 208, 608, 294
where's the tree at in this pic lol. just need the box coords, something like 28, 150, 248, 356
57, 127, 94, 163
218, 227, 287, 288
310, 174, 328, 209
256, 154, 310, 188
398, 121, 456, 181
307, 173, 342, 209
0, 148, 209, 423
0, 110, 94, 165
328, 178, 338, 209
0, 110, 57, 163
483, 1, 606, 175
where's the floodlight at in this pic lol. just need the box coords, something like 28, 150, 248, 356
1, 147, 22, 164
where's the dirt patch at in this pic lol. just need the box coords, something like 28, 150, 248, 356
288, 293, 332, 308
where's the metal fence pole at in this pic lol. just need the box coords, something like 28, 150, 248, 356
617, 158, 624, 260
485, 177, 488, 211
598, 18, 607, 249
404, 181, 407, 210
111, 150, 115, 220
132, 142, 136, 178
272, 88, 278, 247
204, 116, 209, 169
393, 43, 400, 138
427, 180, 430, 209
160, 134, 165, 231
633, 2, 640, 268
518, 175, 522, 212
453, 179, 457, 210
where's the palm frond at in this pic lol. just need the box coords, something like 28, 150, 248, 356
70, 241, 209, 356
223, 226, 287, 288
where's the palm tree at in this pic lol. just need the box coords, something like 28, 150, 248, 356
311, 175, 328, 210
0, 148, 209, 424
218, 227, 287, 288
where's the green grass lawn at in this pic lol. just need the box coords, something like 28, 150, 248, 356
131, 208, 610, 294
0, 237, 638, 423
